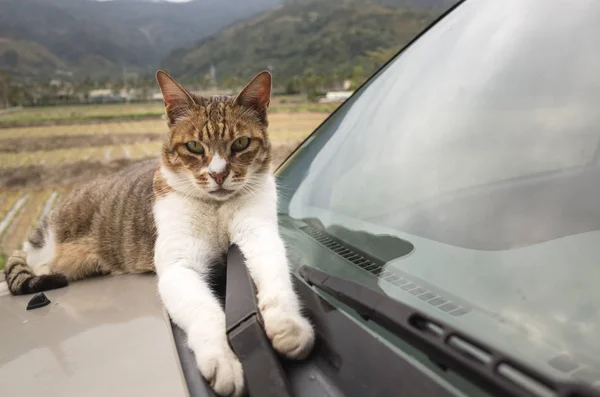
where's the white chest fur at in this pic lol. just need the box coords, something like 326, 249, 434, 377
153, 193, 237, 274
152, 162, 282, 277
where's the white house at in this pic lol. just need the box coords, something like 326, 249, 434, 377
319, 91, 353, 103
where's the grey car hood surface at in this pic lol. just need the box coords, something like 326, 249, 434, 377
0, 274, 189, 397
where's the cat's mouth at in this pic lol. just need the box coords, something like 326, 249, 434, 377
208, 187, 234, 196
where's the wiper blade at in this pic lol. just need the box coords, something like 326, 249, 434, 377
299, 266, 600, 397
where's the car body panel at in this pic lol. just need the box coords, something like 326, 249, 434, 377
0, 274, 189, 397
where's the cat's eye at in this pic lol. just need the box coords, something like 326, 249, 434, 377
231, 137, 251, 152
185, 141, 205, 155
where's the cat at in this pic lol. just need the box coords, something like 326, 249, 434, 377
3, 70, 315, 397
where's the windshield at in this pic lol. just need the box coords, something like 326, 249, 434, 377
277, 0, 600, 387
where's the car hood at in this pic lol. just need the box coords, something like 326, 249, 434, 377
0, 274, 189, 397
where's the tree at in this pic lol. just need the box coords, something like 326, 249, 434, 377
221, 76, 242, 92
2, 49, 19, 68
350, 65, 365, 90
9, 84, 24, 107
284, 75, 302, 95
302, 68, 323, 100
360, 46, 401, 76
74, 77, 95, 101
331, 67, 346, 90
0, 69, 13, 108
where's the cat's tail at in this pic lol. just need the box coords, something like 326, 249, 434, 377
4, 250, 68, 295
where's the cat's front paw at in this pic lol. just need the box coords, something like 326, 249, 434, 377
194, 342, 245, 397
261, 305, 315, 359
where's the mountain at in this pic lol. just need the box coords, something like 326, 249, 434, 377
161, 0, 449, 85
0, 0, 283, 80
0, 38, 67, 79
376, 0, 456, 8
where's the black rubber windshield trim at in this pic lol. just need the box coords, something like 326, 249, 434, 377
225, 245, 293, 397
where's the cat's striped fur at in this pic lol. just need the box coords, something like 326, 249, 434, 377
3, 71, 314, 397
5, 159, 158, 295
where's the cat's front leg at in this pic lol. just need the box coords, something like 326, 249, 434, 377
230, 199, 315, 359
155, 213, 244, 396
157, 265, 244, 396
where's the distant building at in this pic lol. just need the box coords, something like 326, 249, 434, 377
319, 91, 353, 103
48, 80, 74, 100
88, 89, 122, 103
119, 88, 146, 101
55, 87, 74, 101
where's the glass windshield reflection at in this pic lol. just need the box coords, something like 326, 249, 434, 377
278, 0, 600, 386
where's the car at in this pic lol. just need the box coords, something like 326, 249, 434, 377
3, 0, 600, 396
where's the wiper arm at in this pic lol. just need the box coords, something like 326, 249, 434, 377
299, 266, 600, 397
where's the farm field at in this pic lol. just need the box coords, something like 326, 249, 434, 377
0, 97, 337, 127
0, 102, 165, 127
0, 100, 336, 270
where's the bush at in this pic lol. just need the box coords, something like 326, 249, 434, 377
307, 90, 326, 102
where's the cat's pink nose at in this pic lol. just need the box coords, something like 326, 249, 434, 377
209, 170, 229, 186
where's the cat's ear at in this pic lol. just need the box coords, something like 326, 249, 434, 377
234, 71, 272, 114
156, 70, 195, 123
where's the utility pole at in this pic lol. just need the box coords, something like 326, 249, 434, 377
123, 67, 130, 104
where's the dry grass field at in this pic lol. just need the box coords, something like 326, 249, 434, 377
0, 100, 336, 268
0, 97, 336, 127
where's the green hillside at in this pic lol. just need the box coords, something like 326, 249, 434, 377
0, 0, 283, 81
0, 38, 67, 79
162, 0, 439, 85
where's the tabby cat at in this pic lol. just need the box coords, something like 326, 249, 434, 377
3, 71, 315, 397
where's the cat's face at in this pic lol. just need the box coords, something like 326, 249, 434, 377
156, 71, 272, 201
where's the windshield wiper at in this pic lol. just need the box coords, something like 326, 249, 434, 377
299, 266, 600, 397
